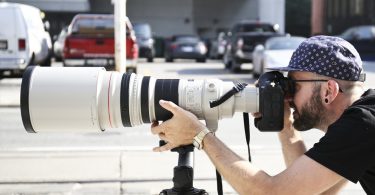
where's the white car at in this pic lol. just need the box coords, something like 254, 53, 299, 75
0, 2, 52, 77
252, 36, 305, 78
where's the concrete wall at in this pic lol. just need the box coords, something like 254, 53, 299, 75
127, 0, 195, 37
7, 0, 285, 38
193, 0, 259, 38
5, 0, 90, 12
89, 0, 113, 13
259, 0, 285, 33
127, 0, 285, 38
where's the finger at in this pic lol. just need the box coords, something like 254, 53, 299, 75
151, 121, 159, 128
251, 112, 262, 118
151, 124, 164, 135
159, 100, 181, 115
158, 133, 167, 141
153, 142, 175, 152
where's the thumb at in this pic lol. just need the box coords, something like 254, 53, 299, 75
159, 100, 181, 115
153, 142, 176, 152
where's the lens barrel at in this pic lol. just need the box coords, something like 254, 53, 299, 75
21, 66, 260, 132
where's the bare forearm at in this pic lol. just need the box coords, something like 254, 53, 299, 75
320, 179, 348, 195
278, 129, 307, 167
203, 133, 273, 194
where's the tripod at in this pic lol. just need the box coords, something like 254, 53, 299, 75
159, 142, 208, 195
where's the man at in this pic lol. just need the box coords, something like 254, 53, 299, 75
151, 36, 375, 194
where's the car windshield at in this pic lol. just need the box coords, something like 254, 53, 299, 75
175, 36, 199, 43
73, 17, 114, 31
266, 37, 305, 50
134, 23, 151, 37
238, 24, 275, 33
71, 16, 131, 36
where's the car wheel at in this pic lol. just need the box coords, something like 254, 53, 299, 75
41, 56, 52, 67
196, 58, 206, 63
224, 60, 232, 69
231, 67, 241, 73
165, 57, 174, 62
147, 57, 154, 62
231, 59, 241, 73
223, 52, 232, 69
252, 71, 260, 79
55, 56, 62, 62
252, 61, 261, 78
28, 53, 35, 66
105, 65, 115, 71
126, 67, 137, 74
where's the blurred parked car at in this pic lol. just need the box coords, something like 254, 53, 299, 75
339, 25, 375, 60
53, 26, 68, 62
164, 35, 207, 63
223, 21, 280, 72
0, 2, 52, 77
133, 23, 154, 62
63, 14, 138, 72
209, 32, 227, 59
252, 36, 305, 78
224, 32, 283, 72
230, 20, 279, 35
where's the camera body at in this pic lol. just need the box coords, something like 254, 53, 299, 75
256, 71, 286, 131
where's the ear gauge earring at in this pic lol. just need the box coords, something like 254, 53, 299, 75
325, 98, 329, 103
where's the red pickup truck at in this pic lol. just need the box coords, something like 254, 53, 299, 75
63, 14, 138, 72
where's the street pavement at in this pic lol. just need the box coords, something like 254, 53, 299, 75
0, 59, 372, 194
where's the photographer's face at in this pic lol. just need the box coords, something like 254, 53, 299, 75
288, 72, 327, 131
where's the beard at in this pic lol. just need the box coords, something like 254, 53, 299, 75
292, 85, 327, 131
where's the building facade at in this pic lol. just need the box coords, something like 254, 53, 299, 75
3, 0, 285, 39
312, 0, 375, 35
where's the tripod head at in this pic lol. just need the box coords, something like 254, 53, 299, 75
159, 141, 208, 195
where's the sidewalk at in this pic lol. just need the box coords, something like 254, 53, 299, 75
0, 148, 365, 195
0, 148, 233, 194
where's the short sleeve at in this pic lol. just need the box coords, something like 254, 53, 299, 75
305, 106, 375, 183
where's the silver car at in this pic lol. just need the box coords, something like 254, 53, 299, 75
53, 27, 68, 62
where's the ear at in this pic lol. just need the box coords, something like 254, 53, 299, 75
323, 80, 340, 104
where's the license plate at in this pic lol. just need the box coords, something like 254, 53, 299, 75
86, 59, 107, 65
181, 46, 193, 52
0, 40, 7, 50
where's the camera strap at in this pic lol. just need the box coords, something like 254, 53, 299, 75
210, 82, 252, 195
209, 83, 248, 108
243, 112, 252, 162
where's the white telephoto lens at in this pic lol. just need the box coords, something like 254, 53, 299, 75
21, 66, 120, 132
21, 66, 260, 133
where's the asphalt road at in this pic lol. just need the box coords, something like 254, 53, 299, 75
0, 58, 372, 194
